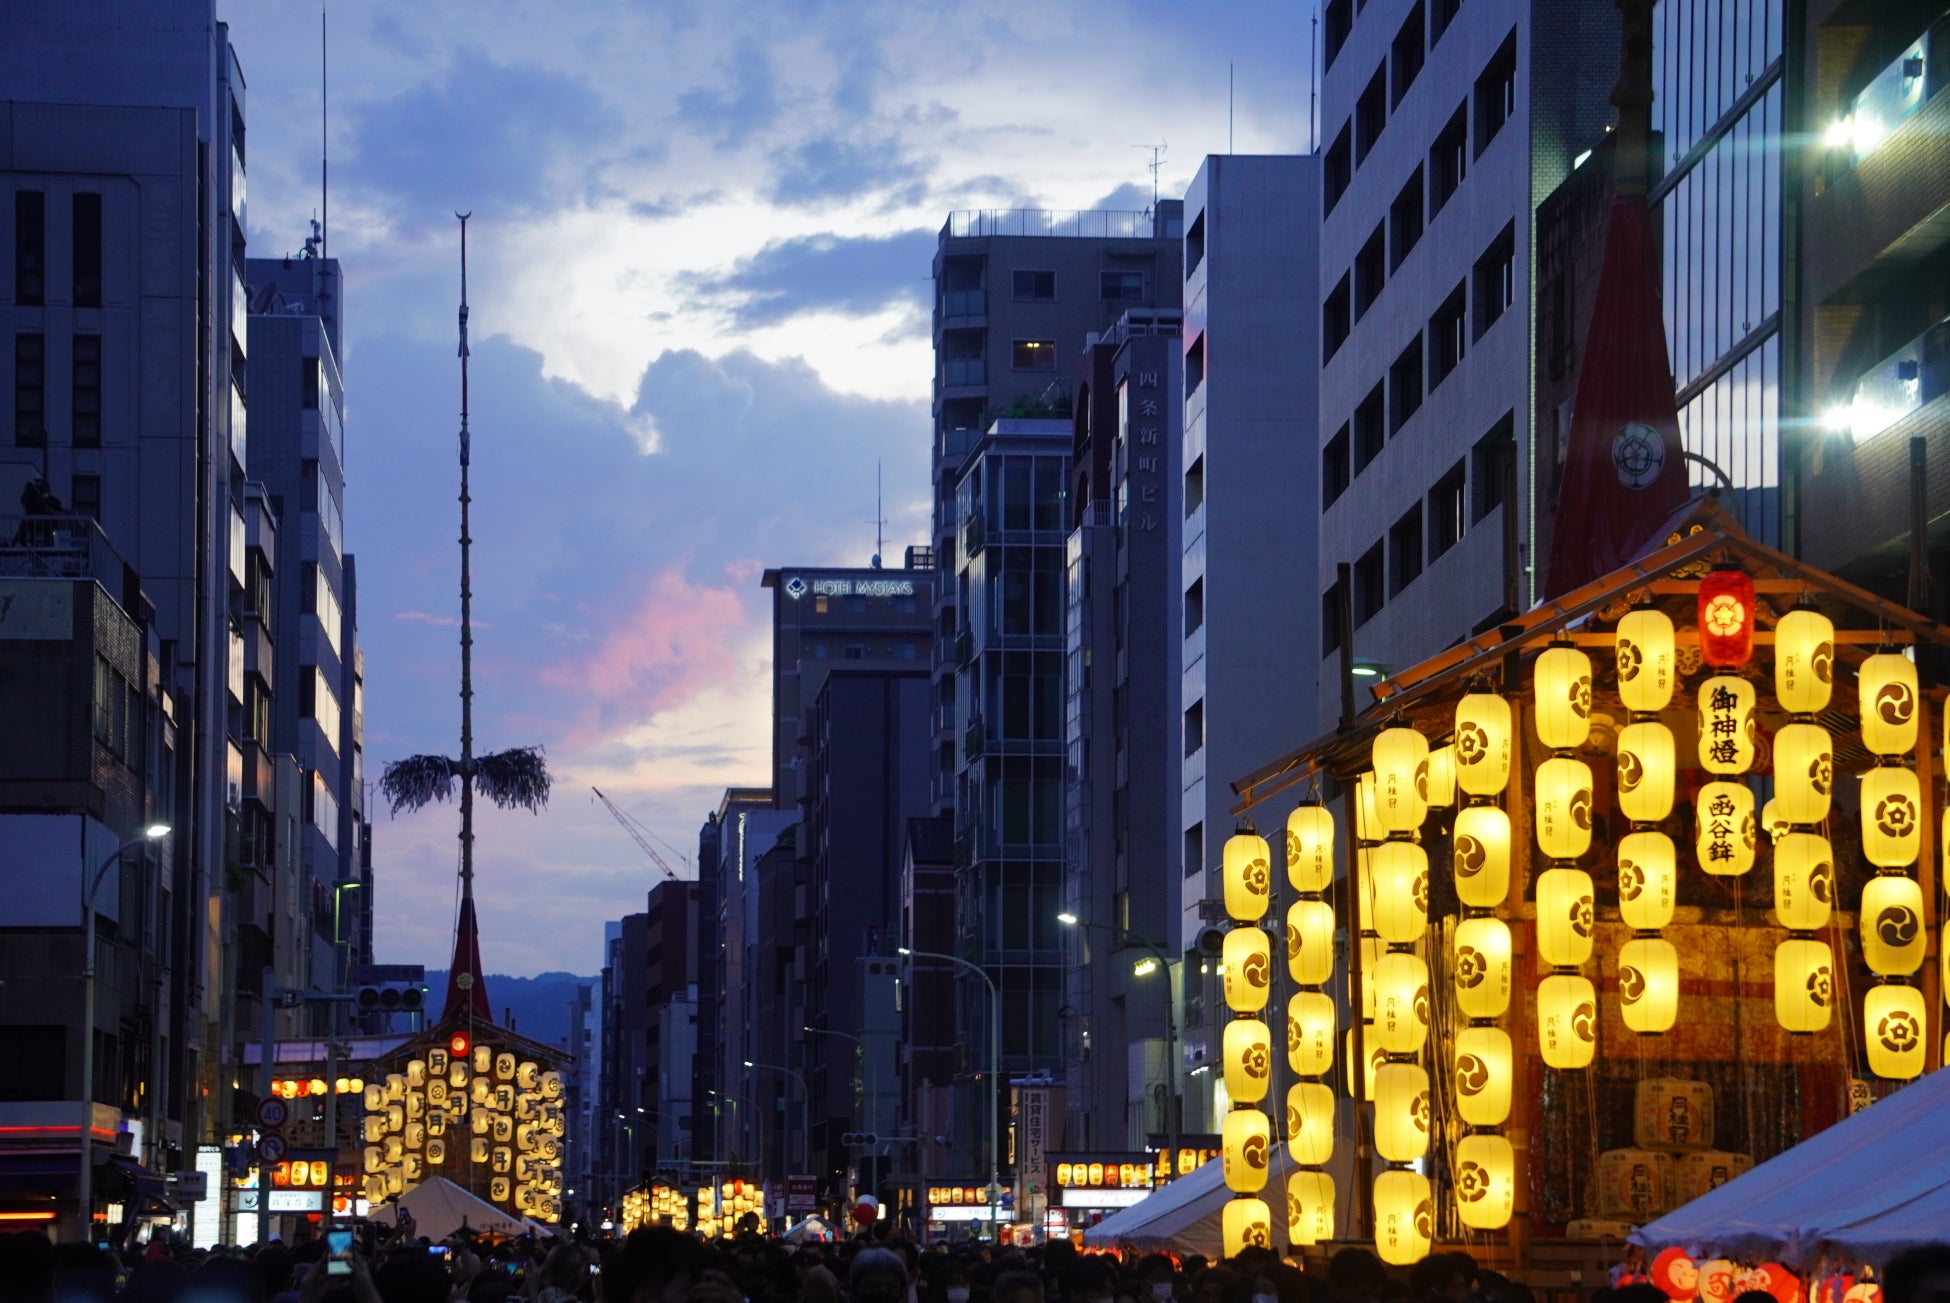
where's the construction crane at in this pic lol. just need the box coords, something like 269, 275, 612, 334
592, 787, 691, 881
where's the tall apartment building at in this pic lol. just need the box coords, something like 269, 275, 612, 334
1061, 311, 1183, 1152
1316, 0, 1618, 719
1176, 155, 1322, 1135
0, 0, 252, 1234
601, 881, 698, 1192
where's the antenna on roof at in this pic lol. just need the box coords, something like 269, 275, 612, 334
320, 1, 328, 260
1138, 143, 1167, 212
1230, 63, 1235, 154
870, 462, 887, 569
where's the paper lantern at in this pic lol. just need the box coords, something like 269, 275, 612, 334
1285, 1082, 1336, 1164
1775, 608, 1835, 712
1454, 1026, 1514, 1126
1287, 900, 1335, 985
1287, 992, 1336, 1077
1865, 983, 1926, 1078
1539, 973, 1599, 1068
1861, 766, 1922, 867
1223, 1018, 1273, 1103
1374, 1169, 1433, 1266
1697, 567, 1755, 667
1455, 692, 1513, 795
1452, 917, 1513, 1019
1374, 1063, 1432, 1161
1422, 745, 1456, 808
1774, 938, 1834, 1033
1223, 830, 1272, 921
1650, 1248, 1700, 1300
1696, 781, 1757, 875
1860, 875, 1925, 976
1453, 806, 1512, 907
364, 1084, 385, 1113
1222, 927, 1274, 1012
1618, 937, 1679, 1033
1373, 725, 1430, 833
1772, 722, 1833, 824
1454, 1133, 1516, 1229
1616, 608, 1677, 712
1773, 833, 1834, 931
1373, 953, 1431, 1055
1357, 934, 1382, 1020
1536, 868, 1596, 968
1355, 773, 1380, 842
1617, 720, 1676, 822
1697, 675, 1756, 774
1535, 644, 1594, 749
1369, 841, 1429, 944
1285, 1170, 1335, 1246
1285, 804, 1334, 891
1859, 653, 1919, 755
1345, 1025, 1385, 1100
1618, 830, 1677, 930
1535, 757, 1594, 860
1221, 1196, 1275, 1255
1222, 1108, 1272, 1193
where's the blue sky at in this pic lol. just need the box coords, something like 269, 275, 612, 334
222, 0, 1314, 976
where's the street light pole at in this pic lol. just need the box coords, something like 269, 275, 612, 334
1057, 915, 1177, 1177
77, 824, 169, 1243
898, 947, 1000, 1236
745, 1061, 810, 1181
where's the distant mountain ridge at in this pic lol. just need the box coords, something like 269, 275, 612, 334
422, 970, 595, 1052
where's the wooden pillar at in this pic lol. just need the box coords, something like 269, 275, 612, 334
1502, 649, 1534, 1273
1918, 694, 1942, 1074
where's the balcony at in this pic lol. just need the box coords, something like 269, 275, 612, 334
941, 358, 986, 388
1827, 316, 1950, 445
940, 289, 986, 319
0, 515, 129, 590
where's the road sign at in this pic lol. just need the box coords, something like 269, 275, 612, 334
256, 1098, 290, 1129
786, 1175, 817, 1214
255, 1133, 288, 1164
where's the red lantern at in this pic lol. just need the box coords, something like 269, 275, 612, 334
449, 1032, 471, 1057
852, 1194, 880, 1225
1748, 1265, 1802, 1303
1651, 1248, 1699, 1300
1697, 568, 1755, 667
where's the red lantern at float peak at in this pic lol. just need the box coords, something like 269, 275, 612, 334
449, 1032, 471, 1058
1698, 567, 1755, 667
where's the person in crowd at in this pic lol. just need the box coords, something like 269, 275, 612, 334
1885, 1244, 1950, 1303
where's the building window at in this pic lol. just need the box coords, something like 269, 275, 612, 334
1186, 210, 1206, 275
1429, 458, 1467, 559
1325, 0, 1353, 69
302, 356, 320, 409
1183, 699, 1204, 758
1356, 65, 1388, 163
1184, 578, 1204, 636
1429, 102, 1468, 217
1012, 270, 1055, 302
1354, 384, 1385, 472
1428, 281, 1467, 389
14, 333, 45, 447
1323, 425, 1351, 507
1474, 221, 1516, 340
1389, 504, 1425, 596
1389, 336, 1424, 435
72, 335, 102, 446
1184, 454, 1205, 516
1324, 123, 1353, 216
1186, 333, 1205, 395
1389, 168, 1425, 271
73, 193, 103, 308
14, 191, 44, 306
1431, 0, 1462, 43
1101, 270, 1146, 302
1323, 274, 1352, 362
1472, 412, 1515, 523
1322, 579, 1347, 654
1183, 821, 1204, 879
1354, 541, 1386, 626
1391, 3, 1426, 107
1012, 339, 1056, 370
71, 474, 101, 523
1354, 224, 1386, 320
1474, 30, 1518, 159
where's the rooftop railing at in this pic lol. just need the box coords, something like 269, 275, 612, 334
942, 209, 1160, 240
0, 514, 129, 587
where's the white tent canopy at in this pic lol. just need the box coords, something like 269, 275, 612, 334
1632, 1066, 1950, 1267
1082, 1145, 1304, 1254
377, 1175, 536, 1241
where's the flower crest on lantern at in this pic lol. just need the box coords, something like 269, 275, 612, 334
1864, 983, 1926, 1079
1223, 826, 1272, 921
1860, 767, 1922, 868
1452, 916, 1513, 1020
1536, 868, 1596, 968
1455, 692, 1512, 795
1698, 566, 1756, 667
1223, 1018, 1274, 1102
1453, 1133, 1516, 1230
1616, 607, 1677, 712
1222, 1197, 1275, 1256
1618, 831, 1677, 931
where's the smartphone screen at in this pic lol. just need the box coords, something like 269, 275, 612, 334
430, 1246, 451, 1260
326, 1228, 354, 1277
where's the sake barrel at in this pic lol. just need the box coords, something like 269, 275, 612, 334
1596, 1148, 1676, 1220
1674, 1149, 1754, 1205
1633, 1077, 1715, 1151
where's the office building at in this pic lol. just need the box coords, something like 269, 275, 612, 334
600, 880, 699, 1197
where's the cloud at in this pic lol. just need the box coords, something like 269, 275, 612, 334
683, 228, 935, 327
1090, 181, 1157, 212
768, 133, 930, 207
673, 40, 785, 147
540, 569, 748, 735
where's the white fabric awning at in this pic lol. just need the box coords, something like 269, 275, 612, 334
1081, 1145, 1303, 1254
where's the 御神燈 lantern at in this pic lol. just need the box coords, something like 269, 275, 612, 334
1772, 722, 1833, 825
1222, 1196, 1274, 1256
1860, 875, 1925, 976
1860, 767, 1922, 868
1374, 1169, 1433, 1266
1288, 899, 1335, 985
1372, 953, 1431, 1055
1455, 693, 1513, 795
1617, 720, 1676, 823
1696, 782, 1757, 876
1373, 725, 1429, 834
1369, 841, 1429, 944
1616, 607, 1677, 712
1776, 608, 1835, 713
1774, 938, 1834, 1034
1221, 1108, 1271, 1193
1535, 643, 1594, 750
1698, 567, 1756, 667
1535, 757, 1595, 861
1859, 653, 1919, 756
1287, 992, 1336, 1077
1452, 916, 1513, 1020
1453, 1133, 1516, 1230
1374, 1062, 1432, 1162
1223, 829, 1272, 921
1454, 1027, 1513, 1126
1536, 868, 1596, 968
1697, 676, 1756, 774
1539, 973, 1599, 1069
1286, 1082, 1336, 1164
1223, 1018, 1273, 1103
1285, 804, 1334, 892
1619, 937, 1679, 1034
1285, 1170, 1335, 1246
1774, 833, 1834, 932
1453, 806, 1512, 908
1223, 927, 1274, 1012
1618, 831, 1677, 930
1864, 983, 1926, 1079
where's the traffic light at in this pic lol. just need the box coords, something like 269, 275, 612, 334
355, 984, 425, 1015
840, 1132, 878, 1147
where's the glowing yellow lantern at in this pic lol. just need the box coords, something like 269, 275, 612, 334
490, 1176, 511, 1203
364, 1116, 386, 1144
1865, 984, 1926, 1079
1453, 806, 1511, 907
1454, 1027, 1513, 1126
1345, 1026, 1384, 1100
1535, 644, 1594, 750
1373, 953, 1431, 1055
385, 1074, 405, 1103
1697, 676, 1756, 774
1861, 767, 1922, 867
1286, 1082, 1336, 1164
406, 1060, 426, 1088
1222, 927, 1273, 1012
1772, 722, 1833, 825
364, 1084, 386, 1113
1452, 917, 1513, 1020
517, 1061, 540, 1089
403, 1152, 424, 1183
1355, 774, 1380, 841
1285, 804, 1334, 891
1288, 899, 1335, 985
1223, 1018, 1273, 1103
1536, 868, 1596, 968
1222, 1196, 1275, 1255
1860, 653, 1919, 755
1374, 1169, 1433, 1266
363, 1145, 383, 1174
1618, 831, 1677, 930
1454, 1133, 1516, 1229
1616, 721, 1676, 822
495, 1052, 516, 1081
1287, 992, 1335, 1077
1776, 608, 1834, 713
1455, 692, 1513, 795
1369, 841, 1429, 944
1861, 875, 1925, 976
1374, 1063, 1431, 1162
1696, 782, 1757, 875
1535, 757, 1594, 860
1618, 937, 1679, 1033
1373, 725, 1429, 833
1285, 1170, 1335, 1246
1223, 829, 1272, 922
1774, 938, 1834, 1033
1222, 1109, 1271, 1193
473, 1046, 491, 1074
426, 1137, 446, 1166
1773, 833, 1834, 931
1422, 745, 1457, 808
1539, 973, 1599, 1069
1616, 608, 1676, 712
386, 1104, 403, 1133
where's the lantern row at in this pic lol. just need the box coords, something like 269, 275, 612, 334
1218, 825, 1276, 1258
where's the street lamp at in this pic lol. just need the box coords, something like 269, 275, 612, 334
1057, 914, 1178, 1176
898, 947, 1001, 1235
746, 1061, 810, 1183
78, 823, 169, 1239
